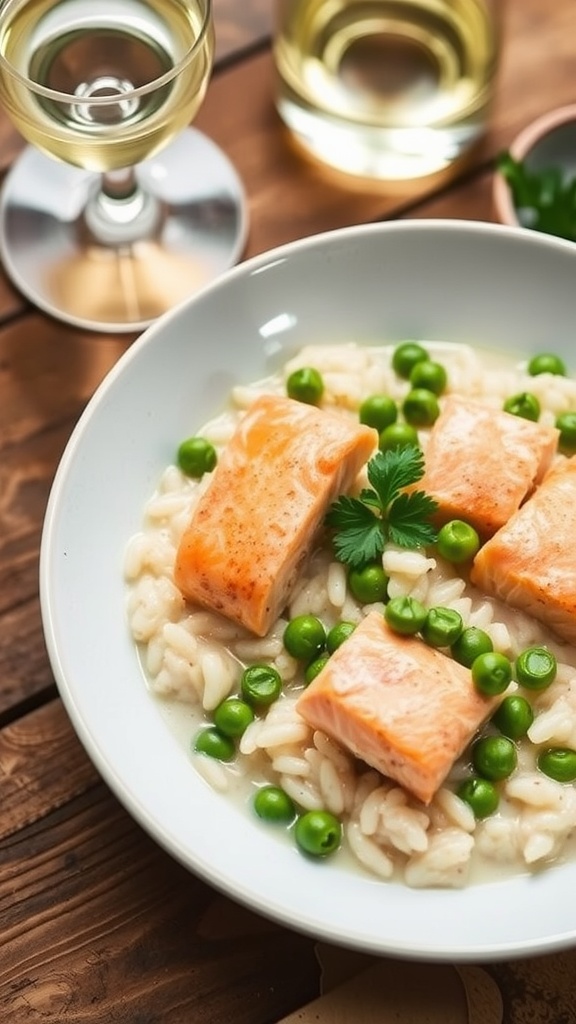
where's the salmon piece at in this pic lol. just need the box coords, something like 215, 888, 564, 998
174, 394, 377, 636
419, 396, 558, 538
296, 610, 500, 804
471, 456, 576, 645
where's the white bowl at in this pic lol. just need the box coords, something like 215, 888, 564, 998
40, 220, 576, 962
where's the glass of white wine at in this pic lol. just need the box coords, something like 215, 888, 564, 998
274, 0, 506, 181
0, 0, 247, 332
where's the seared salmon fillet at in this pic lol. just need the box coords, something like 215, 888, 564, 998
174, 395, 377, 636
296, 610, 500, 804
471, 456, 576, 645
419, 396, 558, 537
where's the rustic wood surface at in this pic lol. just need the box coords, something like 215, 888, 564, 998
2, 0, 576, 1019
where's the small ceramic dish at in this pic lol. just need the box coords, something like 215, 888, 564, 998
493, 104, 576, 228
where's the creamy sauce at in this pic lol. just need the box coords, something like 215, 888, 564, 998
128, 340, 576, 888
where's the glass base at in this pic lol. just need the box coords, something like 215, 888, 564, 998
0, 128, 248, 333
277, 95, 484, 182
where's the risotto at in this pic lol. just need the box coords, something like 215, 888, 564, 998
124, 340, 576, 888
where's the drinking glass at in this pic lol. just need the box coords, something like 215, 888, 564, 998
0, 0, 247, 332
274, 0, 506, 181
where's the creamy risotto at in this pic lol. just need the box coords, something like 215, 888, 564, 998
124, 341, 576, 888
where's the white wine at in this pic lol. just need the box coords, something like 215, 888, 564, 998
274, 0, 501, 180
0, 0, 213, 171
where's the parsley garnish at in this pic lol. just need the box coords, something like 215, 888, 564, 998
325, 446, 438, 568
497, 150, 576, 242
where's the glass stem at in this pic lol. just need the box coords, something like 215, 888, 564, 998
84, 166, 162, 246
102, 167, 138, 201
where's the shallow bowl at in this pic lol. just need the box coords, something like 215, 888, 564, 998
40, 219, 576, 962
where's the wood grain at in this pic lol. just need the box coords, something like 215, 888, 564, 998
0, 601, 55, 717
1, 0, 576, 1019
0, 784, 320, 1023
0, 321, 133, 709
213, 0, 271, 61
0, 701, 98, 839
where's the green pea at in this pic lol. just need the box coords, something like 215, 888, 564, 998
359, 394, 398, 432
348, 562, 388, 604
194, 727, 235, 761
379, 422, 420, 452
556, 412, 576, 452
457, 777, 500, 818
240, 664, 282, 706
503, 392, 540, 421
528, 352, 566, 376
537, 747, 576, 783
402, 388, 441, 427
492, 694, 534, 740
421, 606, 463, 648
451, 627, 494, 668
472, 735, 517, 781
436, 520, 480, 564
326, 621, 356, 653
213, 697, 255, 738
515, 646, 557, 691
392, 341, 428, 379
294, 810, 342, 857
177, 436, 217, 478
286, 366, 324, 405
409, 360, 448, 395
254, 785, 296, 823
283, 615, 326, 661
304, 654, 330, 684
384, 595, 427, 636
471, 651, 513, 696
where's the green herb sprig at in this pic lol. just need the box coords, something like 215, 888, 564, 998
325, 446, 438, 569
497, 150, 576, 242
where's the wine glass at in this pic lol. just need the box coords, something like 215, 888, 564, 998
0, 0, 247, 332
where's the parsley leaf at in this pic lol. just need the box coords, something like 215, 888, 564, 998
325, 497, 385, 568
387, 490, 439, 548
325, 445, 438, 568
367, 446, 425, 506
497, 150, 576, 243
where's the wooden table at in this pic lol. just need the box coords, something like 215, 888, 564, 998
2, 0, 576, 1019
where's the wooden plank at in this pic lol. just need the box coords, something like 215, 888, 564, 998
0, 317, 133, 616
0, 601, 56, 717
213, 0, 271, 60
0, 701, 98, 838
0, 784, 320, 1023
0, 319, 135, 710
486, 953, 576, 1024
401, 171, 496, 225
494, 0, 576, 141
0, 318, 133, 451
0, 272, 24, 319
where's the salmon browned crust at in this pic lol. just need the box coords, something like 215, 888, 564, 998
471, 456, 576, 645
296, 610, 500, 804
174, 395, 377, 636
419, 396, 558, 538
